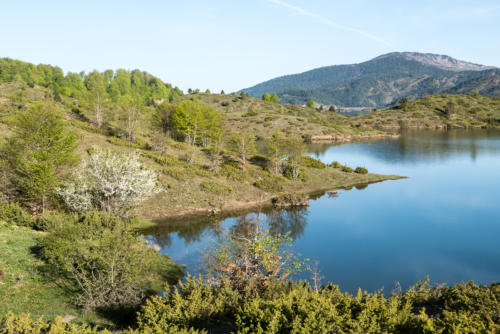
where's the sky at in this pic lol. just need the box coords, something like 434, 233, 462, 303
1, 0, 499, 92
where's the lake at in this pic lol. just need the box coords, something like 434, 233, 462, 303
143, 129, 500, 293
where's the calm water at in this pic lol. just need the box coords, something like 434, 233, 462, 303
143, 129, 500, 293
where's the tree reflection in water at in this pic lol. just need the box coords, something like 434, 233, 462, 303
142, 207, 309, 252
143, 216, 222, 249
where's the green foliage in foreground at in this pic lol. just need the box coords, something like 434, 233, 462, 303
0, 312, 111, 333
40, 211, 183, 311
134, 277, 499, 334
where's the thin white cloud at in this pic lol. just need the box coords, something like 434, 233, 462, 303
267, 0, 392, 47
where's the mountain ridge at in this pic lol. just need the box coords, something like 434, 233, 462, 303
241, 52, 499, 107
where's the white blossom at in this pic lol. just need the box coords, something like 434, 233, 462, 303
58, 148, 161, 217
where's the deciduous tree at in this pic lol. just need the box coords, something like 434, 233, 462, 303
58, 148, 160, 217
228, 131, 256, 170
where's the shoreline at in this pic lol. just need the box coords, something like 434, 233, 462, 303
142, 174, 405, 224
310, 132, 399, 142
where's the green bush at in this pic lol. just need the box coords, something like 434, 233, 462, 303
135, 276, 237, 332
141, 151, 183, 167
0, 312, 111, 333
220, 161, 249, 182
299, 156, 326, 169
106, 136, 149, 149
329, 161, 342, 168
341, 165, 354, 173
254, 175, 285, 193
34, 211, 78, 231
355, 167, 368, 174
302, 134, 313, 143
40, 211, 183, 311
133, 278, 500, 334
0, 202, 33, 227
200, 181, 233, 195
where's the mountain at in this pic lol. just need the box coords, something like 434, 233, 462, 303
241, 52, 499, 107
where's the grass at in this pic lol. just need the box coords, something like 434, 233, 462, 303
0, 222, 78, 320
0, 221, 147, 327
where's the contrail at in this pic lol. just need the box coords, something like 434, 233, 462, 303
267, 0, 392, 47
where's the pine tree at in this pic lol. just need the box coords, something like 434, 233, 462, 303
2, 103, 77, 212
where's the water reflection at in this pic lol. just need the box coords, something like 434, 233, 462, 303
308, 129, 500, 165
143, 208, 308, 253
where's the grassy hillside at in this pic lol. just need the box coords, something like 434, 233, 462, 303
0, 78, 398, 220
173, 92, 383, 140
341, 94, 500, 130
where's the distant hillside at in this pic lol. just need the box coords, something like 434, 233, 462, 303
338, 94, 500, 130
241, 52, 499, 108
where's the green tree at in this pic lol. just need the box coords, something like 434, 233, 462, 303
306, 99, 315, 108
171, 100, 221, 147
270, 93, 279, 104
220, 89, 225, 95
266, 129, 287, 174
2, 103, 77, 212
398, 97, 410, 110
284, 136, 305, 180
153, 102, 176, 134
228, 131, 256, 170
205, 89, 211, 94
262, 92, 271, 101
118, 94, 142, 142
84, 71, 108, 127
445, 101, 455, 119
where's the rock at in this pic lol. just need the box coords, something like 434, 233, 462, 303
61, 315, 77, 323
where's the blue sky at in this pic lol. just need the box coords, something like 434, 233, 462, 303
1, 0, 499, 92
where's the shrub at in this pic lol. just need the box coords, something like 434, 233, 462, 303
254, 175, 285, 193
204, 230, 308, 293
0, 201, 33, 227
341, 165, 353, 173
58, 148, 161, 217
283, 165, 308, 182
329, 161, 342, 168
355, 167, 368, 174
200, 181, 233, 195
34, 211, 78, 231
220, 161, 249, 182
134, 278, 500, 334
141, 151, 183, 167
302, 133, 313, 143
40, 211, 183, 311
135, 276, 236, 333
0, 311, 111, 333
299, 156, 326, 169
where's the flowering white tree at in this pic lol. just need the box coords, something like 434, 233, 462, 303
58, 148, 161, 217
